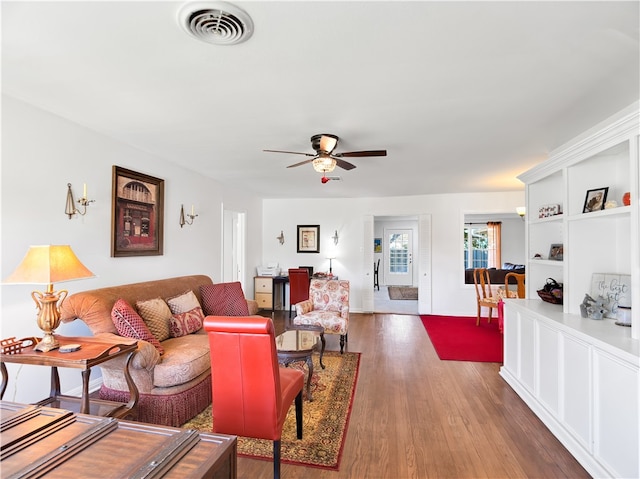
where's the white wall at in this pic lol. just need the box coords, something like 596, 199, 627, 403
263, 190, 525, 316
0, 95, 263, 403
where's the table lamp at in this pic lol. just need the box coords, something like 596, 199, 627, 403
3, 245, 95, 352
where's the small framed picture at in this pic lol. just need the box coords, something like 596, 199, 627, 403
297, 225, 320, 253
583, 187, 608, 213
548, 243, 563, 261
374, 238, 382, 253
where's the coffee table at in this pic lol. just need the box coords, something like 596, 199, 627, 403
275, 326, 324, 401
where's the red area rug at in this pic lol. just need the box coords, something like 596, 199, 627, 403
420, 315, 503, 362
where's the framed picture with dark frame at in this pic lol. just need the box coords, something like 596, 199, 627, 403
297, 225, 320, 253
548, 243, 563, 261
111, 166, 165, 257
582, 187, 608, 213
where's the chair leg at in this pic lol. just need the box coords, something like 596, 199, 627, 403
295, 391, 303, 439
273, 440, 281, 479
476, 304, 481, 326
339, 334, 345, 354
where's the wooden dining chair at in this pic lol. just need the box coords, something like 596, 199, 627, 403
473, 268, 500, 326
504, 272, 526, 299
373, 259, 380, 291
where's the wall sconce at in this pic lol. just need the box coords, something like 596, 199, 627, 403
179, 204, 198, 227
516, 206, 526, 220
277, 230, 285, 245
332, 230, 339, 245
65, 183, 94, 219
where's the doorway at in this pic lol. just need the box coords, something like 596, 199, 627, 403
385, 228, 413, 286
222, 209, 246, 288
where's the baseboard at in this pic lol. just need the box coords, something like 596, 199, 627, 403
63, 377, 103, 397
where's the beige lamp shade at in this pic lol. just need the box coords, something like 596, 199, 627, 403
4, 245, 94, 285
4, 245, 94, 352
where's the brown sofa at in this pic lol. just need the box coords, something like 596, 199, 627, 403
60, 275, 258, 426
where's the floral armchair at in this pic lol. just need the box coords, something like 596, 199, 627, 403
293, 279, 349, 353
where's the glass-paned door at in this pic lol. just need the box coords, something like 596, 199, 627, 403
386, 229, 412, 285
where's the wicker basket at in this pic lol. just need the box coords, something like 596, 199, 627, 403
537, 289, 563, 305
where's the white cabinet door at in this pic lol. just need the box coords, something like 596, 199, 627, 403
537, 322, 559, 415
561, 334, 592, 451
593, 350, 639, 479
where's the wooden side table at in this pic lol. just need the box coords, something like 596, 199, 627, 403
0, 335, 139, 420
275, 327, 324, 401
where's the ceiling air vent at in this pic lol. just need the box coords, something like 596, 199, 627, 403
178, 2, 253, 46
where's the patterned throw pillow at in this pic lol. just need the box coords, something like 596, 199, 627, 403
200, 282, 250, 316
111, 298, 164, 355
169, 306, 205, 338
166, 290, 201, 315
136, 298, 172, 342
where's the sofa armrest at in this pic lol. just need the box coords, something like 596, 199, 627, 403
94, 333, 161, 371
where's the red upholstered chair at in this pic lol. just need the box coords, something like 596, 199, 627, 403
288, 268, 310, 318
204, 315, 304, 479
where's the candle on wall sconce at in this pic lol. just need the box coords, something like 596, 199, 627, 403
180, 204, 198, 227
65, 183, 95, 219
277, 231, 285, 245
332, 230, 339, 245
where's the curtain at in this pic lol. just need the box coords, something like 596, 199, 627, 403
487, 222, 502, 268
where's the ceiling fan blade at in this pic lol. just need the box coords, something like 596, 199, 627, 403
319, 135, 338, 154
334, 158, 356, 170
335, 150, 387, 158
286, 158, 316, 168
263, 149, 315, 157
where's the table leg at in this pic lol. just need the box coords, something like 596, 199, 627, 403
80, 368, 91, 414
122, 350, 139, 420
319, 332, 326, 370
305, 355, 314, 402
51, 366, 61, 397
0, 362, 7, 399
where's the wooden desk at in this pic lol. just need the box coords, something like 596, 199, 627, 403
0, 335, 139, 420
0, 400, 237, 479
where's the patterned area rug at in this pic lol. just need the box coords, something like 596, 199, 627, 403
181, 351, 360, 470
388, 286, 418, 300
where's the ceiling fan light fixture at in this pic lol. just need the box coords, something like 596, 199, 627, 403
313, 157, 337, 173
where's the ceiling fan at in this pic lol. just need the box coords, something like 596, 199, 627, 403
264, 134, 387, 173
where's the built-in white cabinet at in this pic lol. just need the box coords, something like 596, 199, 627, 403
501, 301, 639, 479
501, 102, 639, 479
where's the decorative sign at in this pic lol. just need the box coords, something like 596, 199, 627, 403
590, 273, 631, 318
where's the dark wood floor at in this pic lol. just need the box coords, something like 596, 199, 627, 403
240, 310, 591, 479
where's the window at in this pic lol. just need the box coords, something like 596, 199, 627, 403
389, 232, 409, 273
464, 222, 501, 270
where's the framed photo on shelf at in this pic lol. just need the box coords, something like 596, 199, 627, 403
582, 187, 608, 213
111, 166, 165, 257
297, 225, 320, 253
548, 243, 563, 261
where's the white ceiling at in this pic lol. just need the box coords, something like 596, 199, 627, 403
2, 1, 639, 199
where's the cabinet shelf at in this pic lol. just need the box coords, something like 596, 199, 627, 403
530, 214, 563, 225
567, 205, 630, 222
529, 259, 563, 267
